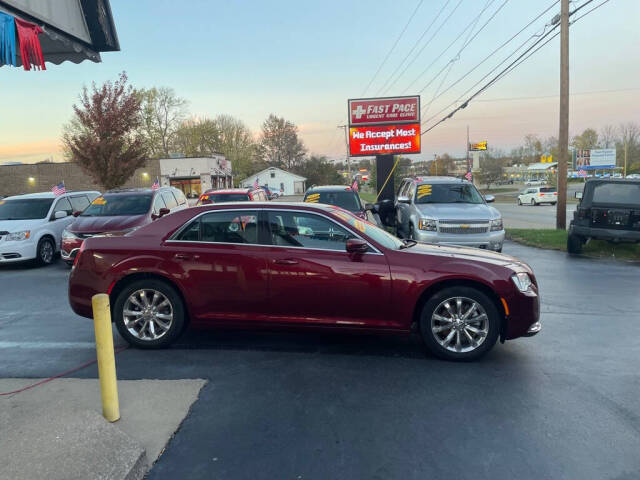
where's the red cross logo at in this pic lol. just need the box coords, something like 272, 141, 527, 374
352, 105, 367, 120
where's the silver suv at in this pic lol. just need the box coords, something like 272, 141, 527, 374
395, 177, 504, 252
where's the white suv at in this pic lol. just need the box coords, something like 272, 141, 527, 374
0, 191, 100, 265
517, 186, 557, 206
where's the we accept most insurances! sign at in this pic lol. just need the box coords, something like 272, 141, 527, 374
347, 96, 421, 156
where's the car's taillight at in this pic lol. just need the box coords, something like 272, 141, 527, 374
73, 241, 86, 267
577, 208, 590, 220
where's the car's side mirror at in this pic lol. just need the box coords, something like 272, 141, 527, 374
575, 191, 583, 200
484, 194, 495, 203
346, 238, 369, 254
397, 195, 411, 204
364, 202, 377, 213
152, 207, 170, 220
53, 210, 68, 220
73, 211, 82, 217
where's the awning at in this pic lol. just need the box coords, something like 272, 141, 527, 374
527, 162, 558, 171
0, 0, 118, 68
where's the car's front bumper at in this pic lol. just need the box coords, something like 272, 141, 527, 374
502, 287, 540, 340
415, 229, 505, 251
0, 239, 37, 263
61, 237, 84, 263
570, 224, 640, 242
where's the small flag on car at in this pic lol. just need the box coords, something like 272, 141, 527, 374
253, 179, 259, 190
465, 171, 473, 182
351, 179, 359, 192
152, 177, 160, 190
52, 181, 66, 196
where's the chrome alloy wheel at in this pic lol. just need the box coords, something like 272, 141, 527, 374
40, 240, 54, 264
122, 289, 174, 341
430, 297, 489, 353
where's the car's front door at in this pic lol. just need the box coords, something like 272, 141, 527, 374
165, 209, 269, 323
49, 197, 75, 242
263, 209, 395, 329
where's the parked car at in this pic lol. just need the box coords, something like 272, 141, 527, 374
525, 179, 545, 186
0, 190, 100, 265
196, 187, 268, 206
626, 173, 640, 179
395, 177, 504, 252
303, 185, 367, 219
567, 178, 640, 254
68, 202, 541, 361
517, 186, 558, 206
261, 185, 279, 200
61, 187, 188, 265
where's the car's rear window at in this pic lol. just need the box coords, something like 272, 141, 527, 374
304, 190, 362, 212
202, 193, 250, 204
540, 187, 557, 193
592, 183, 640, 206
81, 194, 152, 216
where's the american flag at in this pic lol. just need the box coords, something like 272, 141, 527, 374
351, 179, 359, 192
578, 169, 587, 177
465, 171, 473, 182
52, 181, 66, 196
152, 176, 160, 190
253, 178, 259, 190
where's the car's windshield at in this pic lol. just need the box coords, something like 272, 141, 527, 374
305, 191, 363, 212
202, 193, 250, 204
329, 208, 404, 250
81, 194, 152, 216
0, 198, 54, 220
592, 182, 640, 206
414, 183, 484, 204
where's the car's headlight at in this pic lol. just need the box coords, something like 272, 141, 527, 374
7, 230, 30, 241
490, 218, 503, 231
511, 272, 533, 292
62, 229, 78, 240
418, 218, 437, 231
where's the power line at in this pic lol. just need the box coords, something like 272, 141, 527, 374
361, 0, 425, 97
418, 0, 560, 118
374, 0, 452, 96
477, 86, 638, 102
420, 0, 612, 134
380, 0, 465, 96
420, 0, 510, 117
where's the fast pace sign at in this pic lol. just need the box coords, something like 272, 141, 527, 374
348, 95, 421, 157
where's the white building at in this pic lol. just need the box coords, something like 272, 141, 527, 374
158, 156, 232, 198
241, 167, 306, 196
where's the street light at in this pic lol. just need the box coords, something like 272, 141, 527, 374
28, 177, 35, 183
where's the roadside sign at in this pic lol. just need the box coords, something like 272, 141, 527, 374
348, 123, 421, 157
470, 141, 487, 151
348, 96, 420, 126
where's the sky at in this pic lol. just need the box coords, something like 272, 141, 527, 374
1, 0, 639, 165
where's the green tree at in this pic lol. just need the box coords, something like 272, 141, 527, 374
294, 155, 342, 187
258, 114, 306, 170
571, 128, 599, 150
62, 72, 148, 190
138, 86, 188, 157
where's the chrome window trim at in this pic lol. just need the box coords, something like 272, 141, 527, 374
166, 207, 383, 255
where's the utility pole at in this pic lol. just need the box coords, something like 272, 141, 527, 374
466, 125, 471, 183
624, 141, 628, 177
338, 125, 351, 178
433, 153, 438, 176
556, 0, 569, 229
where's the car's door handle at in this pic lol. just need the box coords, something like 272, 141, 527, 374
174, 253, 192, 260
274, 259, 298, 265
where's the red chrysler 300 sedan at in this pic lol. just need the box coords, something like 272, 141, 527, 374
68, 203, 541, 361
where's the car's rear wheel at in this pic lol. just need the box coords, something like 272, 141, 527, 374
567, 233, 584, 254
530, 198, 536, 206
517, 198, 522, 206
113, 279, 185, 348
419, 286, 500, 361
36, 237, 55, 266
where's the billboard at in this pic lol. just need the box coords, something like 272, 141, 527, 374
469, 141, 487, 151
573, 148, 616, 170
349, 96, 420, 126
348, 96, 421, 156
349, 124, 421, 156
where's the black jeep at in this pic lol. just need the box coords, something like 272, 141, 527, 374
567, 178, 640, 254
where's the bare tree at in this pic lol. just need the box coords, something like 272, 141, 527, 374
618, 122, 640, 173
599, 124, 617, 148
139, 87, 188, 157
258, 114, 306, 170
62, 72, 147, 190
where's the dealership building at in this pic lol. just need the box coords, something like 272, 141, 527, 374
0, 156, 231, 198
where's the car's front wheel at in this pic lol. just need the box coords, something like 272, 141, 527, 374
113, 279, 185, 348
419, 286, 500, 361
36, 237, 55, 266
408, 223, 416, 240
517, 198, 522, 206
530, 198, 536, 206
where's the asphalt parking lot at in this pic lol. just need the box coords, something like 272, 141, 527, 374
1, 243, 639, 479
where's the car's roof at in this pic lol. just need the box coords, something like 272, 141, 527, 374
105, 188, 158, 194
5, 190, 100, 200
305, 185, 354, 193
204, 188, 252, 194
406, 176, 469, 184
192, 201, 336, 211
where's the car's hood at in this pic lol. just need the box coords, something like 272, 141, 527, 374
68, 215, 148, 234
415, 203, 500, 220
0, 218, 43, 233
402, 242, 531, 272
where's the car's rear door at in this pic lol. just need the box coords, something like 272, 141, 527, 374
262, 208, 395, 329
165, 208, 269, 323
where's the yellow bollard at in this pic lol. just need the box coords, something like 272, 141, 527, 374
92, 293, 120, 422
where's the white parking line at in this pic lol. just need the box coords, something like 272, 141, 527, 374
0, 341, 98, 349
